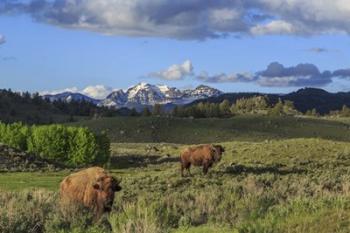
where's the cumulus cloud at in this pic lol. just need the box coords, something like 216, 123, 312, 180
149, 60, 193, 80
81, 85, 114, 99
197, 71, 256, 83
0, 35, 5, 44
41, 85, 113, 99
332, 69, 350, 79
3, 0, 350, 39
196, 62, 337, 87
40, 87, 79, 96
255, 62, 333, 87
250, 20, 297, 35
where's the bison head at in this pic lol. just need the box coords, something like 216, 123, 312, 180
93, 176, 121, 212
213, 145, 225, 162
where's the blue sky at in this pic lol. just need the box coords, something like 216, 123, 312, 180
1, 1, 350, 98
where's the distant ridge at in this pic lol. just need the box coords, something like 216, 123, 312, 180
188, 87, 350, 114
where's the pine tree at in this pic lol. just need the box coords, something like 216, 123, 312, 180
152, 104, 162, 116
341, 105, 350, 117
219, 99, 231, 116
269, 99, 284, 116
142, 107, 151, 117
309, 108, 319, 117
130, 108, 139, 116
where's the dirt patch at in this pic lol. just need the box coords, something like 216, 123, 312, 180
0, 143, 64, 172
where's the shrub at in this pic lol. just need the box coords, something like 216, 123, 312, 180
67, 127, 99, 166
0, 190, 56, 233
0, 122, 30, 151
0, 122, 110, 166
28, 125, 70, 162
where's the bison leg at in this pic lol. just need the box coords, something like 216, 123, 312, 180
181, 163, 185, 177
203, 161, 211, 175
187, 165, 192, 176
203, 165, 209, 175
181, 162, 191, 177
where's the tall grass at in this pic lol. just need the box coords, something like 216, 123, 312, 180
2, 187, 350, 233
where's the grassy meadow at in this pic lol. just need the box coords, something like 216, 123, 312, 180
68, 115, 350, 143
1, 116, 350, 232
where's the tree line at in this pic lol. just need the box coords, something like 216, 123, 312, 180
0, 89, 120, 124
135, 95, 350, 118
0, 122, 110, 166
135, 96, 298, 118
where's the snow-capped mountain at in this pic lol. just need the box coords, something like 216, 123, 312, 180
43, 92, 100, 105
103, 83, 222, 108
183, 85, 223, 98
100, 89, 127, 107
43, 83, 223, 109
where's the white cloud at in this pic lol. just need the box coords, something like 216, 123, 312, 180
40, 85, 113, 99
255, 0, 350, 35
251, 20, 297, 35
4, 1, 350, 39
40, 87, 79, 96
197, 71, 255, 83
257, 76, 310, 87
149, 60, 194, 80
196, 62, 335, 87
82, 85, 113, 99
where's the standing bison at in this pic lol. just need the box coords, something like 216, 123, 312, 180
59, 167, 121, 220
180, 144, 225, 176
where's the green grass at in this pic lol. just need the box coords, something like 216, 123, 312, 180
2, 138, 350, 232
0, 171, 70, 191
2, 116, 350, 232
68, 115, 350, 143
172, 225, 235, 233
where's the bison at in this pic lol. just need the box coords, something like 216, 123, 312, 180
59, 167, 121, 220
180, 144, 225, 176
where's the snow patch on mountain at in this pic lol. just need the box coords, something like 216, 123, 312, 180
42, 83, 223, 109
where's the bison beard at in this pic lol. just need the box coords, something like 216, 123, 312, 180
180, 144, 225, 177
59, 167, 121, 220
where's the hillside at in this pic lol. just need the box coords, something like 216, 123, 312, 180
189, 88, 350, 114
0, 89, 121, 124
69, 116, 350, 143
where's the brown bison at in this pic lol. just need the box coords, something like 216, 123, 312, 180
59, 167, 121, 220
180, 144, 225, 176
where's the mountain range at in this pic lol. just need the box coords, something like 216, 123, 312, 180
42, 83, 350, 114
43, 83, 223, 110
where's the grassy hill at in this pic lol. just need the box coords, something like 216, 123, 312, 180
69, 115, 350, 143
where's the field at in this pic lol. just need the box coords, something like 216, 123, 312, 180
69, 115, 350, 143
1, 116, 350, 233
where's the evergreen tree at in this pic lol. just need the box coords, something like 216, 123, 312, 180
341, 105, 350, 117
152, 104, 162, 116
219, 99, 231, 116
130, 108, 139, 116
142, 107, 151, 117
269, 99, 284, 116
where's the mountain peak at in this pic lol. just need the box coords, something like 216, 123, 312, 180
195, 84, 212, 89
42, 83, 223, 109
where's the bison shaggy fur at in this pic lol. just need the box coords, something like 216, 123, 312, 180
59, 167, 121, 220
180, 144, 225, 176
